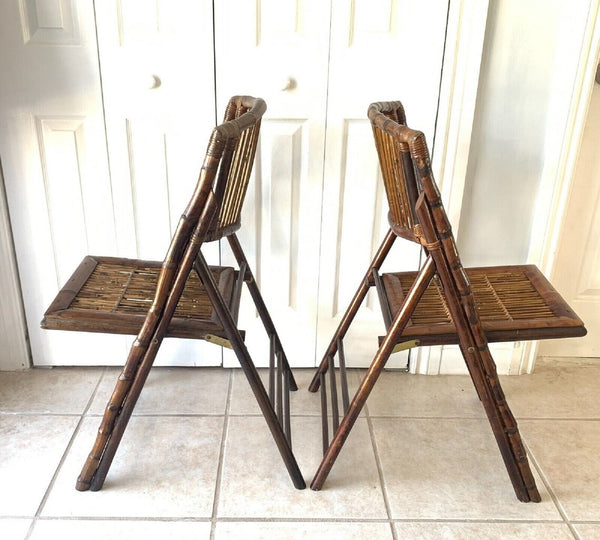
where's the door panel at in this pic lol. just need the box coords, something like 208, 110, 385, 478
0, 0, 128, 366
95, 0, 219, 366
538, 83, 600, 357
215, 0, 331, 367
2, 0, 450, 368
317, 0, 449, 367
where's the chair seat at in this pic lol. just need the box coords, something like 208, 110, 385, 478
379, 264, 587, 346
41, 256, 239, 340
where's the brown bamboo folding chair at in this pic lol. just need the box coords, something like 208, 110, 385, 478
309, 101, 586, 501
41, 96, 306, 491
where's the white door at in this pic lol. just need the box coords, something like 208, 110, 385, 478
2, 0, 450, 368
0, 0, 128, 366
94, 0, 220, 366
215, 0, 450, 368
214, 0, 332, 368
317, 0, 449, 367
538, 79, 600, 358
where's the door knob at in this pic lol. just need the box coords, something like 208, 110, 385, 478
146, 75, 162, 90
281, 77, 297, 91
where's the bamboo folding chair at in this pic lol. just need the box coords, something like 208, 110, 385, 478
42, 96, 306, 491
309, 101, 586, 501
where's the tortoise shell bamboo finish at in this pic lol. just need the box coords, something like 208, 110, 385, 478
42, 96, 306, 491
309, 100, 586, 502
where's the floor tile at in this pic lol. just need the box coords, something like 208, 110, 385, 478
30, 519, 212, 539
88, 367, 230, 416
394, 521, 574, 539
0, 368, 102, 414
572, 524, 600, 539
0, 415, 79, 517
520, 419, 600, 521
366, 371, 484, 418
215, 520, 393, 539
371, 417, 560, 520
217, 415, 388, 519
501, 362, 600, 419
42, 416, 223, 518
0, 519, 32, 540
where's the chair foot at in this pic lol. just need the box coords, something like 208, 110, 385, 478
75, 477, 90, 492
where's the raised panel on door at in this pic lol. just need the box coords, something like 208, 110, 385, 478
538, 83, 600, 358
95, 0, 219, 366
0, 0, 128, 366
215, 0, 331, 367
317, 0, 450, 368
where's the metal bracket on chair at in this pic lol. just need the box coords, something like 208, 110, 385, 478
391, 339, 420, 354
205, 334, 233, 349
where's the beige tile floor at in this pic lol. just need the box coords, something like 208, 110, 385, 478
1, 359, 599, 539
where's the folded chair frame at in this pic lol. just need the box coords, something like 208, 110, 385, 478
42, 96, 306, 491
309, 101, 586, 502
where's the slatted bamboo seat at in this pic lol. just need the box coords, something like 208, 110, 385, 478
41, 96, 306, 491
42, 256, 238, 339
380, 265, 585, 346
309, 100, 586, 502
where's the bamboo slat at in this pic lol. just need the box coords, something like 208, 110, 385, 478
379, 265, 585, 345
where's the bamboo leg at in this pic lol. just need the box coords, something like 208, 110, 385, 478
311, 257, 435, 490
77, 329, 159, 491
89, 331, 165, 491
194, 254, 306, 489
80, 199, 220, 491
308, 229, 398, 393
227, 234, 298, 392
416, 199, 540, 502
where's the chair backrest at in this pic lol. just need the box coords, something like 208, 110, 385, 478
369, 101, 466, 282
368, 101, 422, 243
205, 95, 265, 241
143, 96, 265, 334
368, 100, 486, 348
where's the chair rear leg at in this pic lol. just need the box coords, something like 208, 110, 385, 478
194, 254, 306, 489
311, 257, 435, 490
227, 234, 298, 392
309, 229, 398, 393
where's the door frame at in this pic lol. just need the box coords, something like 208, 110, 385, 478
0, 162, 30, 370
520, 0, 600, 373
412, 0, 489, 374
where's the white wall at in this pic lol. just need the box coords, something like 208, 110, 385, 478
457, 0, 591, 267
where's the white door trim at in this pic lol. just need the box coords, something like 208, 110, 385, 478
0, 167, 30, 370
412, 0, 490, 375
520, 0, 600, 373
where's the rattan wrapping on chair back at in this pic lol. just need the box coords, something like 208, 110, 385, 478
368, 101, 420, 242
206, 96, 265, 241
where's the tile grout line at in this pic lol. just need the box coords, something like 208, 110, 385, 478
210, 369, 233, 540
521, 438, 580, 539
25, 367, 109, 539
365, 401, 398, 540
